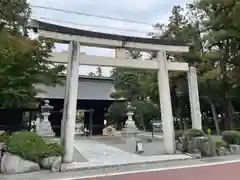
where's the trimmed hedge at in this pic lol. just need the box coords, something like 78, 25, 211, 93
222, 131, 240, 145
183, 128, 206, 138
5, 132, 64, 163
46, 142, 64, 157
214, 140, 228, 149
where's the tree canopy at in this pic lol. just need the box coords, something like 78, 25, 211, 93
108, 0, 240, 132
0, 0, 65, 108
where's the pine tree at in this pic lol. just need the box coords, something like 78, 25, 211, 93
197, 0, 240, 130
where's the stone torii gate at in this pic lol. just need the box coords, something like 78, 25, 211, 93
30, 20, 202, 163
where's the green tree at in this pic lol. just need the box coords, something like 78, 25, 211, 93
148, 5, 203, 129
186, 1, 222, 133
108, 50, 161, 130
197, 0, 240, 130
0, 0, 65, 107
106, 101, 126, 130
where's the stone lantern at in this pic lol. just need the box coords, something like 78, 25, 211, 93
122, 102, 139, 137
38, 100, 55, 136
122, 102, 144, 154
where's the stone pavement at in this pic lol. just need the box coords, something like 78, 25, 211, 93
75, 132, 174, 157
96, 136, 172, 156
69, 139, 192, 171
74, 140, 140, 164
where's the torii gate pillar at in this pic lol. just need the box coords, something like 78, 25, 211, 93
61, 41, 80, 163
157, 51, 175, 153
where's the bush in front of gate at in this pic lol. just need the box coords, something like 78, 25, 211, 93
222, 130, 240, 145
5, 131, 64, 163
0, 132, 10, 143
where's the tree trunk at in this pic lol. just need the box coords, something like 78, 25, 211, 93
223, 99, 233, 130
176, 98, 183, 130
210, 102, 220, 135
140, 113, 146, 131
183, 118, 188, 130
179, 118, 183, 130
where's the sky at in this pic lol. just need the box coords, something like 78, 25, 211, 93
30, 0, 187, 76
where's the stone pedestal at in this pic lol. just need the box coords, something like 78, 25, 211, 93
122, 113, 139, 137
37, 112, 55, 137
121, 102, 140, 138
37, 100, 55, 137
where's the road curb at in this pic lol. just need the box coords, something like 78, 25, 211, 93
184, 153, 202, 159
60, 155, 194, 172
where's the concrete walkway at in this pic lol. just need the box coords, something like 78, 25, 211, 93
65, 140, 192, 171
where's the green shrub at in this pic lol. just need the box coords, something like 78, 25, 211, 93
0, 132, 10, 143
183, 129, 206, 138
222, 131, 240, 145
5, 132, 64, 163
215, 140, 228, 149
46, 143, 64, 157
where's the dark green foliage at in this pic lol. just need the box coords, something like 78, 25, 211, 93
132, 99, 160, 131
0, 0, 65, 108
106, 101, 127, 130
5, 132, 64, 163
222, 131, 240, 145
183, 128, 206, 138
0, 132, 10, 143
214, 140, 228, 149
6, 132, 48, 162
46, 143, 65, 157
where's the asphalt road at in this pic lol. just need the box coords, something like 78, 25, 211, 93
84, 162, 239, 180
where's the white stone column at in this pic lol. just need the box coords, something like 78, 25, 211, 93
61, 41, 80, 163
188, 67, 202, 130
157, 51, 175, 154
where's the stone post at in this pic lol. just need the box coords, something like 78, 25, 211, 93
188, 67, 202, 130
157, 51, 175, 154
61, 41, 80, 163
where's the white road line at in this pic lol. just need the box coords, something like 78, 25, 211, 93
54, 159, 240, 180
